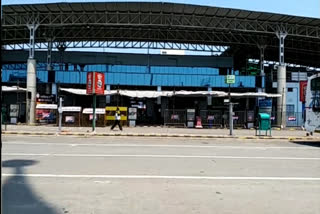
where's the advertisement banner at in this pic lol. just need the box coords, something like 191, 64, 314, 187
86, 72, 93, 94
300, 81, 308, 103
94, 72, 105, 95
86, 72, 105, 95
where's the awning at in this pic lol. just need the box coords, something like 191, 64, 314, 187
60, 87, 281, 98
2, 86, 28, 92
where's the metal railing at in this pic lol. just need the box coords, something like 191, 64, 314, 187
199, 110, 223, 128
164, 109, 186, 127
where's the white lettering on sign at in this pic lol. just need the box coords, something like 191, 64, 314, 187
62, 107, 82, 112
36, 104, 58, 109
82, 108, 105, 114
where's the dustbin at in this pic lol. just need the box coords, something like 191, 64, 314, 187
256, 113, 271, 136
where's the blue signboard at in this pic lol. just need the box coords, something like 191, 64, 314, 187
259, 99, 272, 108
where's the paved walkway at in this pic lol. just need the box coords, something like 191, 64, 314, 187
2, 124, 319, 140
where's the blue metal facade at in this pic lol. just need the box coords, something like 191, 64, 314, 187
2, 64, 255, 88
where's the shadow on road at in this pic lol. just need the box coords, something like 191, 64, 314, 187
2, 159, 59, 214
290, 140, 320, 148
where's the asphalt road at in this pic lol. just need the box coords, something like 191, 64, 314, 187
2, 136, 320, 214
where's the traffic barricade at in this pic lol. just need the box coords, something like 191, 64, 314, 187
200, 110, 223, 128
61, 106, 82, 127
36, 104, 58, 124
81, 108, 105, 127
164, 109, 186, 127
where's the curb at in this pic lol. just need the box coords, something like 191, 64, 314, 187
2, 131, 320, 141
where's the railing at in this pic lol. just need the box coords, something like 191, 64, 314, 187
164, 109, 187, 127
199, 110, 223, 128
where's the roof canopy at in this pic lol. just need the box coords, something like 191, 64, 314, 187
60, 88, 281, 98
2, 2, 320, 67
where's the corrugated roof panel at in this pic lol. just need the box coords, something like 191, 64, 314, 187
204, 7, 219, 16
225, 9, 238, 18
215, 8, 229, 17
236, 10, 251, 19
246, 12, 262, 20
267, 14, 283, 21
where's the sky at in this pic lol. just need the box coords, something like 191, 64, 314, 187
2, 0, 320, 18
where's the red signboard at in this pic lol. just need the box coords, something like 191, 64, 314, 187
86, 72, 105, 95
300, 81, 308, 103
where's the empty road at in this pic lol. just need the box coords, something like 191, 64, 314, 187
2, 135, 320, 214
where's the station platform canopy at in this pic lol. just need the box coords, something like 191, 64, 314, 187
60, 88, 281, 98
2, 2, 320, 67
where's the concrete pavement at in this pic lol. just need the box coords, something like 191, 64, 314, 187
2, 135, 320, 214
2, 124, 319, 140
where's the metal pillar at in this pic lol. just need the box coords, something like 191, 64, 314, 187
47, 38, 53, 71
26, 23, 39, 125
46, 38, 54, 95
258, 45, 266, 92
276, 31, 288, 128
27, 23, 39, 59
57, 43, 67, 71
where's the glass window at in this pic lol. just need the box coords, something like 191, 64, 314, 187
311, 77, 320, 91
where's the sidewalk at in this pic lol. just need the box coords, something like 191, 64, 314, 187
2, 124, 319, 140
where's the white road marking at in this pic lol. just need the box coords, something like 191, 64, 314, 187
2, 173, 320, 181
3, 153, 320, 160
3, 142, 319, 150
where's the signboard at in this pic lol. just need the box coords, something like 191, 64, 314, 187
36, 104, 58, 109
258, 99, 272, 108
288, 116, 296, 121
225, 75, 235, 84
86, 72, 105, 95
128, 108, 137, 120
232, 116, 239, 120
9, 104, 19, 117
36, 94, 56, 104
207, 115, 215, 120
65, 116, 75, 124
300, 81, 308, 103
82, 108, 105, 114
62, 106, 82, 112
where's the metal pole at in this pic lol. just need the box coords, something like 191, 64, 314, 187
229, 83, 233, 136
92, 93, 96, 132
58, 97, 63, 132
92, 71, 96, 132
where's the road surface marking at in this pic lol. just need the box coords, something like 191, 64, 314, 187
2, 173, 320, 181
3, 153, 320, 160
3, 142, 318, 150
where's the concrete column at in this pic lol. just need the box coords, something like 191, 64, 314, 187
277, 65, 286, 127
207, 87, 212, 106
106, 85, 111, 104
45, 84, 51, 94
276, 31, 287, 128
157, 86, 161, 105
27, 59, 37, 124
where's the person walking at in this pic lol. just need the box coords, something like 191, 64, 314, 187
111, 107, 123, 131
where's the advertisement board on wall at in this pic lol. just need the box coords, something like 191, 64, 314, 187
128, 108, 137, 120
300, 81, 308, 103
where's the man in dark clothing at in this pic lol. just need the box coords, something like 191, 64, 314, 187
111, 107, 123, 131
